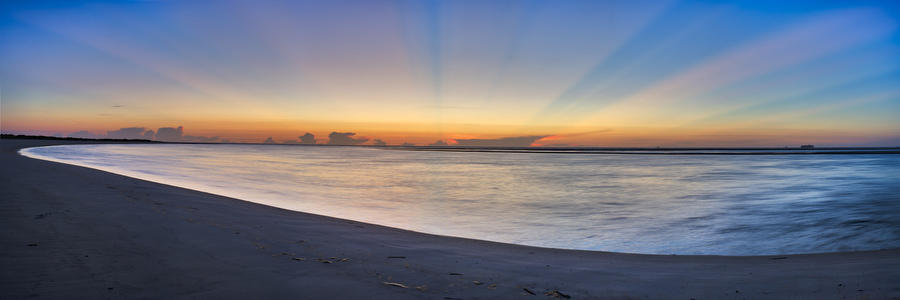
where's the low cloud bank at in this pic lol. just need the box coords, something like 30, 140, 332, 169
68, 126, 218, 142
155, 126, 219, 142
327, 132, 368, 145
299, 133, 316, 145
66, 127, 550, 147
106, 127, 154, 140
454, 136, 548, 147
68, 130, 102, 139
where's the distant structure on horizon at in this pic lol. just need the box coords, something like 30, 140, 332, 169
800, 144, 815, 149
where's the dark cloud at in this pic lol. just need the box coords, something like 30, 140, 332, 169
68, 126, 216, 142
155, 126, 184, 142
299, 133, 316, 145
263, 137, 276, 144
327, 132, 368, 145
373, 139, 387, 146
155, 126, 219, 142
401, 142, 415, 146
428, 140, 449, 146
69, 128, 152, 140
68, 130, 102, 139
454, 136, 547, 147
106, 127, 153, 140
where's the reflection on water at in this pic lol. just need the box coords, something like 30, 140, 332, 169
22, 144, 900, 255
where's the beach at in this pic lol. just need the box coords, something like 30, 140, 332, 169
1, 139, 898, 299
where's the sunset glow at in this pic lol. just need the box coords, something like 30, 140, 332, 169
2, 0, 899, 146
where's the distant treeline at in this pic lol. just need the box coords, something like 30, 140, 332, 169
1, 134, 159, 143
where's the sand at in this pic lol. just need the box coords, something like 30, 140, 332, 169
1, 139, 898, 299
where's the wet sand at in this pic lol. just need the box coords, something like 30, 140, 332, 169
1, 139, 898, 299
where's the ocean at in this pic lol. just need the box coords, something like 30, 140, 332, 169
21, 144, 900, 255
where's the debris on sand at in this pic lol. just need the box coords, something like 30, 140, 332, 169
488, 283, 497, 289
415, 285, 427, 291
545, 290, 571, 299
292, 257, 305, 261
387, 256, 406, 259
472, 281, 484, 285
448, 272, 463, 276
27, 243, 38, 247
383, 282, 409, 289
316, 258, 333, 264
522, 288, 536, 295
338, 258, 350, 262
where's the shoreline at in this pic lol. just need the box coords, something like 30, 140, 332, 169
2, 139, 898, 299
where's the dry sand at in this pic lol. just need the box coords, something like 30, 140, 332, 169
1, 139, 898, 299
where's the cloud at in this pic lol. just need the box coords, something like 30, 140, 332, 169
155, 126, 184, 141
68, 130, 102, 139
155, 126, 219, 142
68, 126, 217, 142
373, 139, 387, 146
428, 140, 449, 146
401, 142, 415, 146
263, 137, 276, 144
453, 136, 548, 147
106, 127, 154, 140
69, 128, 153, 140
327, 132, 368, 145
299, 132, 316, 145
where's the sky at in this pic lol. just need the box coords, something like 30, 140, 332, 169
1, 0, 899, 146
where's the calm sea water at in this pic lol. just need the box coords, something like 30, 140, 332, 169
21, 144, 900, 255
